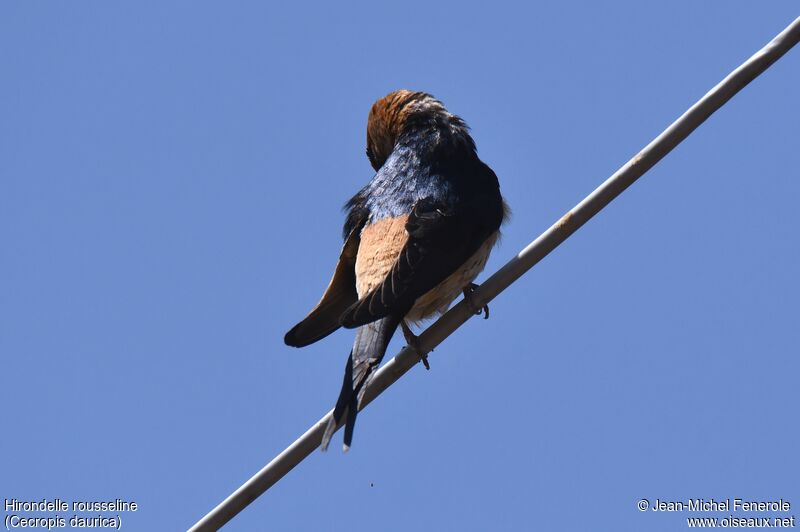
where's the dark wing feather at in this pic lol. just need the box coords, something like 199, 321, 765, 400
284, 228, 361, 347
339, 194, 498, 328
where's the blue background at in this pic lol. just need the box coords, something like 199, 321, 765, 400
2, 2, 798, 531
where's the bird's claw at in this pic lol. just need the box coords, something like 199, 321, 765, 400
463, 283, 489, 319
400, 321, 430, 370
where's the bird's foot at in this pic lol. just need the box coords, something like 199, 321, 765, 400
463, 283, 489, 319
400, 321, 430, 370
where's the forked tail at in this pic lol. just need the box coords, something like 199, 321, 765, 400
321, 315, 400, 451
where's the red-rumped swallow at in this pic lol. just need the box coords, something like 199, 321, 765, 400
285, 90, 507, 451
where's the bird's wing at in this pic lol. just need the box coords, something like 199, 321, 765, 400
284, 228, 361, 347
340, 194, 497, 328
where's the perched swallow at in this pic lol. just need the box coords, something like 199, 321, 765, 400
285, 90, 507, 451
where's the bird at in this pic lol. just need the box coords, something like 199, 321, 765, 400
284, 90, 507, 451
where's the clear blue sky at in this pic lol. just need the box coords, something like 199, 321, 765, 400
2, 2, 798, 531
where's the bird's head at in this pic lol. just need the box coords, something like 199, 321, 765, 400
366, 90, 470, 171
